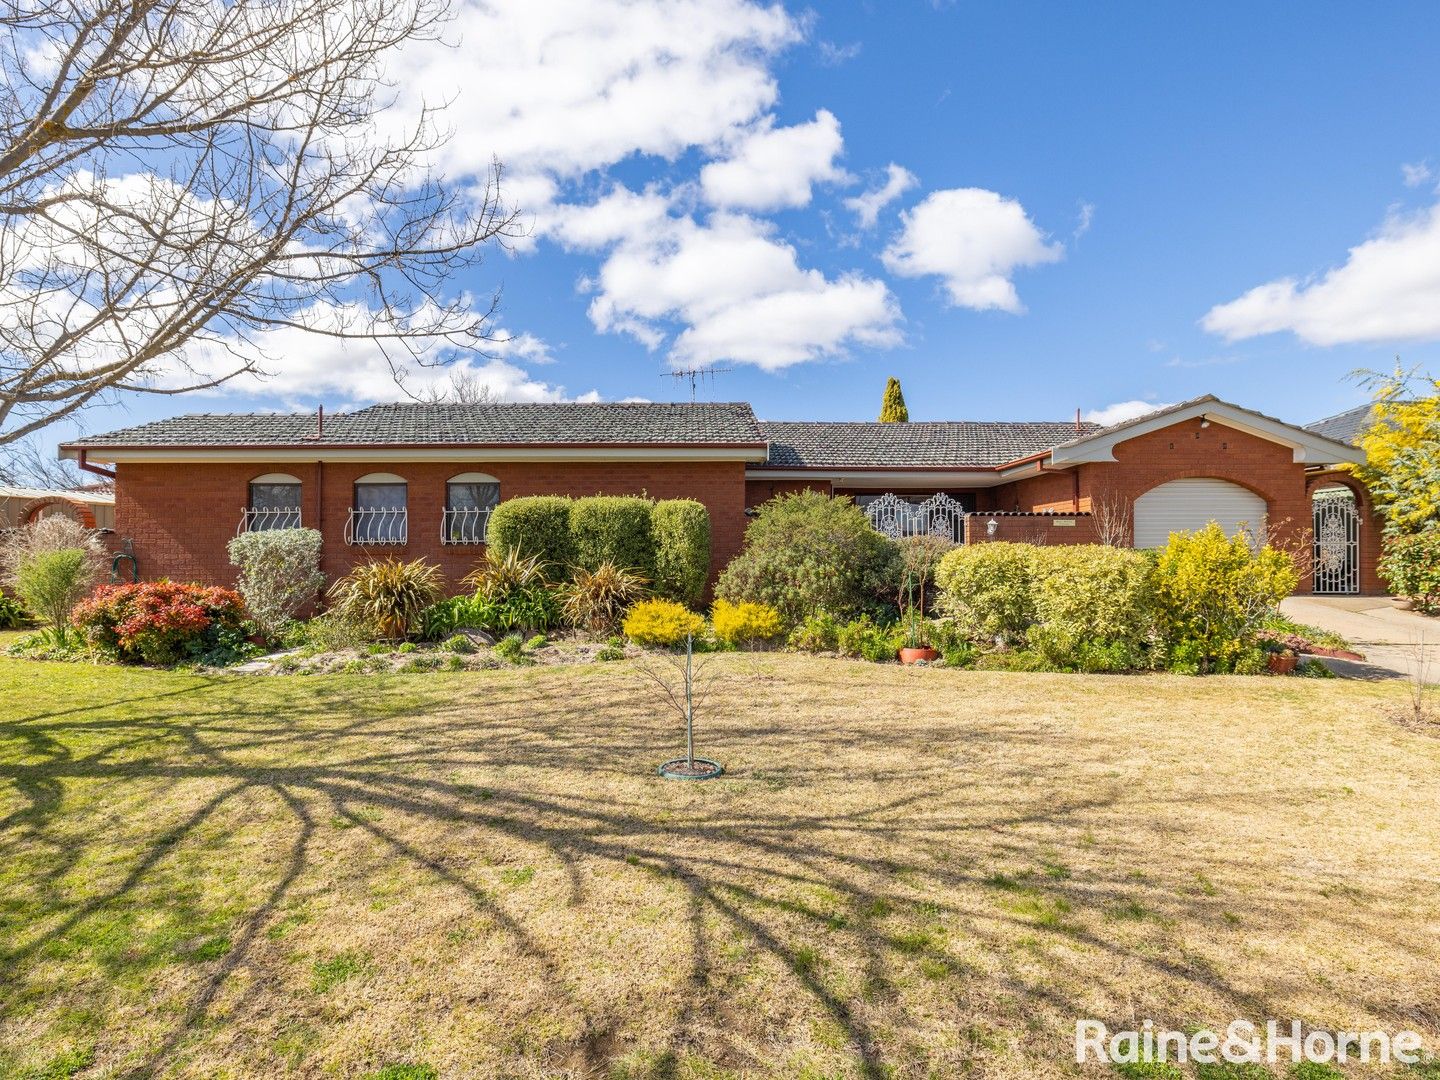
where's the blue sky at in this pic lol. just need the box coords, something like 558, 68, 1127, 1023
42, 1, 1440, 444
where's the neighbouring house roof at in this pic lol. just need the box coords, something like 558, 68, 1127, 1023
62, 402, 769, 454
756, 420, 1100, 469
0, 484, 114, 505
1305, 403, 1384, 446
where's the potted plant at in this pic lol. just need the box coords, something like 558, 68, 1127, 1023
897, 594, 938, 665
1259, 637, 1298, 675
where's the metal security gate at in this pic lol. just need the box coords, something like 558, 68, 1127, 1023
862, 493, 966, 542
1312, 488, 1359, 595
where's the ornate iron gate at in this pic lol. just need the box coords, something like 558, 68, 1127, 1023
1312, 488, 1359, 595
863, 493, 966, 542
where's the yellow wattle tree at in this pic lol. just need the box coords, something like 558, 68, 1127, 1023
1348, 366, 1440, 535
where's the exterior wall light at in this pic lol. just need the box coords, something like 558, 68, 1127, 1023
986, 518, 999, 537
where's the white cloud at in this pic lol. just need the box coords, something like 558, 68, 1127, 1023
149, 302, 591, 404
1083, 400, 1173, 427
1074, 201, 1095, 239
380, 0, 801, 193
699, 110, 848, 211
547, 187, 901, 370
1401, 161, 1434, 188
881, 188, 1062, 312
843, 164, 917, 228
1201, 202, 1440, 345
817, 40, 861, 66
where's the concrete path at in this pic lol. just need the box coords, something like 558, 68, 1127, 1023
1279, 595, 1440, 684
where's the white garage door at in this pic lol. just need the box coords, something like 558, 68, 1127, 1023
1133, 478, 1267, 548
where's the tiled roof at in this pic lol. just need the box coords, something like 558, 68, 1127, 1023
1305, 403, 1382, 446
65, 402, 768, 447
756, 420, 1100, 469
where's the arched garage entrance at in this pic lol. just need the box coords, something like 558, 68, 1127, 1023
1133, 478, 1267, 549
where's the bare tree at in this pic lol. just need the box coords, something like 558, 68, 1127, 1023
0, 436, 104, 489
1090, 488, 1133, 547
0, 0, 525, 446
408, 367, 501, 405
633, 635, 725, 777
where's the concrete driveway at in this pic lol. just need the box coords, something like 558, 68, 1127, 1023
1280, 595, 1440, 683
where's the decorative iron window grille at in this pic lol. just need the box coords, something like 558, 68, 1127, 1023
441, 507, 492, 545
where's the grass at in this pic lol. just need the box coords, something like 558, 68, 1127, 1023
0, 647, 1437, 1078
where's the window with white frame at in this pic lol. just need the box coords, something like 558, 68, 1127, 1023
348, 473, 408, 544
443, 473, 500, 544
242, 473, 302, 532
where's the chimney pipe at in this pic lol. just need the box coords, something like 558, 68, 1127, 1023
317, 404, 324, 439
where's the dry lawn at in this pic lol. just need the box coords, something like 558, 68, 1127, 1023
1, 649, 1438, 1080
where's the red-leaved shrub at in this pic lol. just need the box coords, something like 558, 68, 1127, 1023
73, 581, 247, 665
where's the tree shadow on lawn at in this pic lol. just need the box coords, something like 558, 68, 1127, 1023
0, 662, 1431, 1078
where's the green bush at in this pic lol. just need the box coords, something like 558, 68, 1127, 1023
1030, 545, 1156, 649
1025, 625, 1148, 673
1379, 530, 1440, 613
0, 517, 106, 639
651, 499, 711, 605
933, 543, 1038, 645
1153, 523, 1297, 673
570, 495, 656, 577
786, 611, 841, 653
836, 615, 902, 662
0, 587, 33, 629
227, 527, 325, 643
926, 618, 976, 667
485, 496, 575, 576
716, 491, 901, 626
494, 633, 531, 665
622, 598, 705, 647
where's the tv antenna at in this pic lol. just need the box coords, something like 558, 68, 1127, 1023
666, 364, 733, 401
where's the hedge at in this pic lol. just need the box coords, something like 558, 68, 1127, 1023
651, 499, 710, 605
1379, 531, 1440, 613
485, 494, 711, 602
485, 496, 575, 576
570, 495, 656, 578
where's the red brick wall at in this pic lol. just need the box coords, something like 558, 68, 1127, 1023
963, 513, 1099, 545
114, 459, 749, 594
744, 477, 832, 507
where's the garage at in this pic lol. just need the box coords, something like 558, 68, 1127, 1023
1133, 477, 1267, 548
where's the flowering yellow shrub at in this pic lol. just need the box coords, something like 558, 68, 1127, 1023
622, 598, 705, 647
710, 599, 782, 647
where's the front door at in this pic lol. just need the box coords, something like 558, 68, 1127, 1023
1312, 488, 1360, 595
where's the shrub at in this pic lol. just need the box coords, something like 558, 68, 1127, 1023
1025, 625, 1148, 673
896, 534, 955, 613
494, 633, 530, 664
561, 562, 648, 634
933, 543, 1038, 645
16, 550, 97, 643
622, 598, 705, 647
0, 587, 32, 629
485, 496, 575, 575
1153, 523, 1297, 674
570, 495, 656, 577
327, 558, 443, 640
1030, 545, 1156, 650
303, 611, 371, 652
836, 615, 903, 663
711, 599, 783, 647
464, 547, 551, 598
227, 528, 325, 642
716, 492, 901, 625
651, 499, 711, 605
0, 517, 107, 638
786, 611, 841, 653
595, 637, 626, 661
1379, 531, 1440, 613
442, 634, 476, 654
73, 581, 247, 665
927, 618, 976, 667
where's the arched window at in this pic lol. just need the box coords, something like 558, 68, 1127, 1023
348, 473, 407, 545
443, 472, 500, 544
244, 473, 302, 532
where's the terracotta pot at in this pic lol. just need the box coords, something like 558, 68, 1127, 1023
899, 646, 940, 665
1267, 652, 1298, 675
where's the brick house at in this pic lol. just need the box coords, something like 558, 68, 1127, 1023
59, 394, 1381, 596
